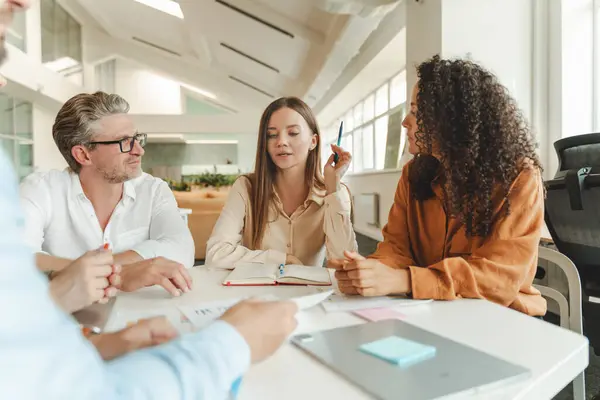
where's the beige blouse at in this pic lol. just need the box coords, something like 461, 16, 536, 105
205, 177, 357, 268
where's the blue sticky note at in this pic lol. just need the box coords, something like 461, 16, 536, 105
359, 336, 436, 367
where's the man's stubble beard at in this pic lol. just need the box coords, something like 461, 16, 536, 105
96, 163, 141, 184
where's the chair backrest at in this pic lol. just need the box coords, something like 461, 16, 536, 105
544, 133, 600, 284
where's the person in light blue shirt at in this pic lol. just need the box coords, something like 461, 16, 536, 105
0, 2, 298, 399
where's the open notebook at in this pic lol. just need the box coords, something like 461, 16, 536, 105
222, 264, 332, 286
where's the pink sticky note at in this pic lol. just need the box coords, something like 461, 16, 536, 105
352, 308, 405, 321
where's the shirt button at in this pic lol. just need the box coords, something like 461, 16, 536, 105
287, 243, 291, 248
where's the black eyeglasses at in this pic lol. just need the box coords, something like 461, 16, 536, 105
88, 133, 148, 153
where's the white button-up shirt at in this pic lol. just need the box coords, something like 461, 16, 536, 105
19, 169, 195, 267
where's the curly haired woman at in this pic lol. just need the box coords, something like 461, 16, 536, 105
329, 55, 546, 316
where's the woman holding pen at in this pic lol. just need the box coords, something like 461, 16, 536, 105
206, 97, 358, 268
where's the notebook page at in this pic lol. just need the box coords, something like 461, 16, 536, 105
224, 263, 278, 282
282, 265, 330, 283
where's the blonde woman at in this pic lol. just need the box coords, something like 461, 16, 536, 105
206, 97, 357, 268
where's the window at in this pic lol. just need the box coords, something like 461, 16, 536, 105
328, 69, 407, 173
345, 110, 354, 131
345, 133, 354, 172
375, 83, 389, 116
41, 0, 83, 79
390, 71, 407, 108
0, 93, 34, 180
320, 141, 329, 169
353, 129, 363, 172
363, 95, 375, 122
353, 103, 363, 128
375, 115, 389, 170
362, 124, 374, 170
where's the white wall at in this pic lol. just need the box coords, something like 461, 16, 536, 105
444, 1, 533, 122
33, 106, 67, 171
406, 0, 533, 121
236, 134, 256, 173
560, 0, 594, 138
24, 0, 41, 64
174, 132, 257, 173
114, 59, 182, 114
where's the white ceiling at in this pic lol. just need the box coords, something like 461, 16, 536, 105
58, 0, 406, 117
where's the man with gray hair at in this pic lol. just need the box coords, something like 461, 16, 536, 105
1, 3, 298, 399
20, 91, 195, 312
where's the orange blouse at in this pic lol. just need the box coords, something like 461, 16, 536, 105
369, 160, 547, 316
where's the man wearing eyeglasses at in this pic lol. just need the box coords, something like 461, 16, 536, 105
20, 91, 195, 312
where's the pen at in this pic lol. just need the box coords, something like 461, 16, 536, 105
334, 121, 343, 164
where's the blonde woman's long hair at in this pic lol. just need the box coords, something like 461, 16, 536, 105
245, 97, 326, 250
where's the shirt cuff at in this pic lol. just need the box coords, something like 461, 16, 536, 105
130, 241, 156, 261
323, 190, 352, 214
409, 266, 440, 299
198, 320, 251, 382
131, 241, 194, 268
267, 249, 287, 266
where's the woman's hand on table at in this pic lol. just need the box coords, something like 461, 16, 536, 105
328, 251, 411, 296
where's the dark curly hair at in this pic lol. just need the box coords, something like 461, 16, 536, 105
409, 55, 542, 237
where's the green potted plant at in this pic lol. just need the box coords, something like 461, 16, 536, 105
164, 178, 191, 192
191, 172, 239, 190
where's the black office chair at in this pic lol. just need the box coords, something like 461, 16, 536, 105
544, 132, 600, 353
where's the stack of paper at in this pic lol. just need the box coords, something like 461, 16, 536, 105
178, 290, 334, 329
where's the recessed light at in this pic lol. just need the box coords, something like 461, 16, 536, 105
134, 0, 184, 19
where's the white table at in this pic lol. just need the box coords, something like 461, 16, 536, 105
105, 268, 589, 400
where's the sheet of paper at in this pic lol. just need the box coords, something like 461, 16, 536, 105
178, 298, 243, 329
310, 287, 432, 312
104, 307, 194, 334
179, 291, 333, 329
291, 289, 333, 310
